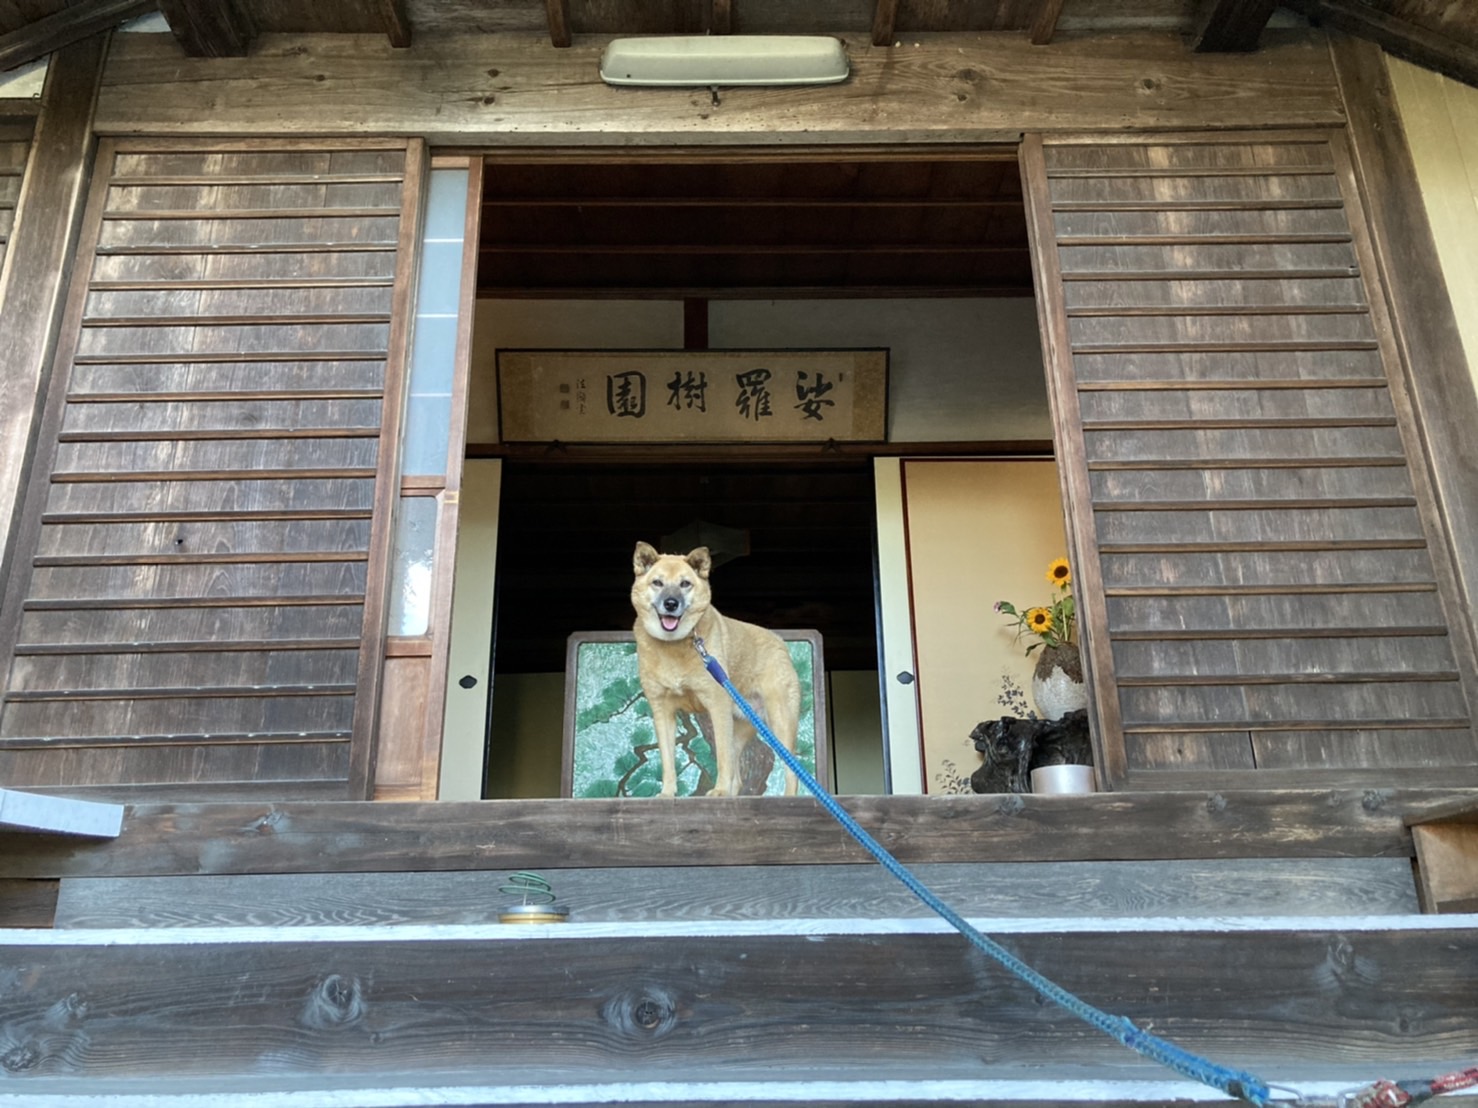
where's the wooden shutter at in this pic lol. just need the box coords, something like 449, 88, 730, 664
0, 138, 423, 801
1022, 131, 1478, 790
0, 118, 33, 277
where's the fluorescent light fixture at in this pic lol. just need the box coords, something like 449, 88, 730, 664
600, 35, 849, 87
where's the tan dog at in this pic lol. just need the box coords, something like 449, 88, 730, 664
631, 541, 801, 797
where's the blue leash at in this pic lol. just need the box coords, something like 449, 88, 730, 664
693, 635, 1278, 1107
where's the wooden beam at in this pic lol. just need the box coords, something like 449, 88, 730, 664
0, 37, 106, 602
871, 0, 899, 47
546, 0, 572, 48
683, 297, 709, 349
1030, 0, 1066, 45
1331, 36, 1478, 710
0, 0, 151, 72
1193, 0, 1277, 52
3, 919, 1476, 1084
95, 32, 1348, 142
1286, 0, 1478, 87
377, 0, 411, 48
156, 0, 253, 58
0, 790, 1450, 879
711, 0, 733, 35
49, 858, 1420, 927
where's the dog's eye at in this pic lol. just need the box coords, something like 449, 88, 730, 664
651, 577, 663, 588
680, 579, 692, 589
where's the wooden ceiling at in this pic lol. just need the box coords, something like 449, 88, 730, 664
0, 1, 1475, 87
479, 151, 1030, 298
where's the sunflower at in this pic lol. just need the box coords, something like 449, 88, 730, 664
1026, 607, 1054, 635
1046, 558, 1072, 589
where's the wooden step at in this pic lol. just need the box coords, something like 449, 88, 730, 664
2, 916, 1475, 1097
42, 857, 1419, 929
0, 1076, 1451, 1107
0, 791, 1455, 880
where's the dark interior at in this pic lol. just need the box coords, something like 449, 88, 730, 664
492, 458, 880, 674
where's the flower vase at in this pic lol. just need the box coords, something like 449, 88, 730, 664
1032, 643, 1087, 721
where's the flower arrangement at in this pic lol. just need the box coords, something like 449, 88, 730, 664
995, 557, 1076, 656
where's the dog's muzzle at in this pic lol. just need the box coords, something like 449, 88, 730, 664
658, 589, 686, 633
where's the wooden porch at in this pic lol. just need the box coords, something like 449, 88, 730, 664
4, 791, 1478, 1104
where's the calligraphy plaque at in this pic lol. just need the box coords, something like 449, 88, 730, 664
496, 349, 887, 444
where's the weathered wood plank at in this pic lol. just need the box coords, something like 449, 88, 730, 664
48, 857, 1421, 928
95, 30, 1345, 143
0, 40, 97, 605
1, 919, 1475, 1083
1333, 37, 1478, 718
0, 0, 150, 72
0, 792, 1451, 879
1411, 823, 1478, 913
0, 878, 57, 928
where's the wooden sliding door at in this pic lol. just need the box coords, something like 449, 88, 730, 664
0, 138, 425, 801
1022, 130, 1478, 790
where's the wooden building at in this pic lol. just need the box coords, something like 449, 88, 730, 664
1, 1, 1477, 1104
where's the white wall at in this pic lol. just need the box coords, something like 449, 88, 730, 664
469, 298, 1048, 444
712, 299, 1049, 442
1388, 57, 1478, 400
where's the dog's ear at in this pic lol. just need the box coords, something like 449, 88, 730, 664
633, 541, 660, 576
685, 547, 712, 578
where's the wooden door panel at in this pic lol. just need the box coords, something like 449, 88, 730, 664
1022, 130, 1478, 788
0, 138, 420, 800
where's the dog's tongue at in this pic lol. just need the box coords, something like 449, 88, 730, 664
661, 614, 681, 633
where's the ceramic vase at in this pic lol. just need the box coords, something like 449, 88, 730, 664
1031, 642, 1087, 721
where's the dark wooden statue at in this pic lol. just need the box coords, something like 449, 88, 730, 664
970, 710, 1091, 794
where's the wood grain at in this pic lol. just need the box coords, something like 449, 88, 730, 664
0, 139, 416, 800
1024, 130, 1478, 785
1, 920, 1474, 1082
0, 791, 1446, 879
48, 857, 1420, 928
94, 30, 1345, 143
0, 38, 99, 610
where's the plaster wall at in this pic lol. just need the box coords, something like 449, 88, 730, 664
1388, 56, 1478, 403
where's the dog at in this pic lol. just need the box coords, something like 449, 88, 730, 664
630, 541, 801, 797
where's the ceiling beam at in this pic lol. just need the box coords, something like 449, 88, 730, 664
1193, 0, 1277, 52
871, 0, 899, 47
376, 0, 411, 48
1284, 0, 1478, 87
1031, 0, 1066, 45
546, 0, 572, 48
157, 0, 253, 58
0, 0, 153, 72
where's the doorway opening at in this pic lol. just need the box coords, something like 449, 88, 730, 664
453, 149, 1060, 799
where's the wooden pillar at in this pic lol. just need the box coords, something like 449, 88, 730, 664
0, 34, 106, 591
1332, 34, 1478, 673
